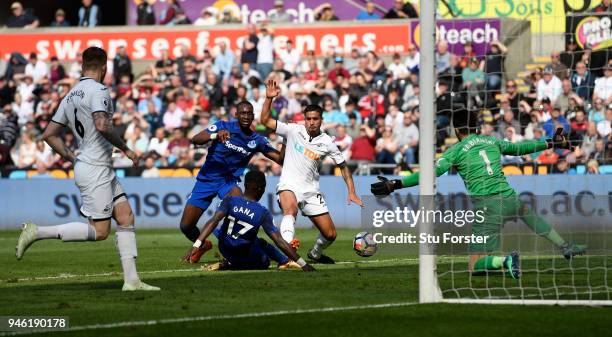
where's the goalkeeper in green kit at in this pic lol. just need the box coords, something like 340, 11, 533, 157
371, 111, 586, 279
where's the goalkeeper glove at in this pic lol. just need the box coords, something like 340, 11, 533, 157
370, 176, 403, 197
547, 127, 572, 150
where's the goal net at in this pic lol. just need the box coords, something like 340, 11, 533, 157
418, 0, 612, 305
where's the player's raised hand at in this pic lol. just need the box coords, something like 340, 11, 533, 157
548, 128, 572, 150
348, 192, 364, 207
217, 129, 231, 143
125, 150, 139, 167
370, 176, 403, 197
265, 79, 280, 98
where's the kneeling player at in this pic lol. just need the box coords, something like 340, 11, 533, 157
185, 170, 315, 272
371, 110, 586, 279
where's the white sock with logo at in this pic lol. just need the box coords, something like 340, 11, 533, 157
280, 215, 296, 243
36, 222, 96, 242
115, 226, 140, 285
310, 234, 332, 259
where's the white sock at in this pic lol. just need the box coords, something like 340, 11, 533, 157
310, 234, 332, 259
115, 226, 140, 285
36, 222, 96, 241
280, 215, 296, 243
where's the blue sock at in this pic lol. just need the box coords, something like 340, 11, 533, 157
258, 238, 288, 264
180, 223, 200, 242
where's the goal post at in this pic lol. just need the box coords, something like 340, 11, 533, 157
417, 0, 442, 304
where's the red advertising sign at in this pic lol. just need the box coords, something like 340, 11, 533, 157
0, 23, 410, 61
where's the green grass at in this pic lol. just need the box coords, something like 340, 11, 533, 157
0, 228, 611, 337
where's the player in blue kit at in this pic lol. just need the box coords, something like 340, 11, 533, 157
179, 101, 284, 262
185, 170, 315, 271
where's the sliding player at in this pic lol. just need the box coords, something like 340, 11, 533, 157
185, 170, 315, 271
371, 110, 586, 279
180, 101, 284, 263
260, 80, 363, 264
15, 47, 159, 291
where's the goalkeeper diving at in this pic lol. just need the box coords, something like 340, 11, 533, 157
371, 110, 586, 279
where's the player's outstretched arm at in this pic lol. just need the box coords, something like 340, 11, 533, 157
370, 156, 453, 196
187, 210, 225, 258
261, 80, 281, 130
268, 232, 315, 272
192, 129, 230, 145
93, 111, 138, 167
339, 163, 363, 206
498, 128, 571, 156
42, 121, 76, 163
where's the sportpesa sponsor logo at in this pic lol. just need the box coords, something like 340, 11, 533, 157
224, 141, 251, 156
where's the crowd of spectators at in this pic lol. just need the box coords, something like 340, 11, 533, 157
1, 1, 610, 178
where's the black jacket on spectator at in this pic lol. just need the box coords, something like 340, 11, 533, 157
113, 54, 132, 83
384, 4, 418, 18
240, 34, 259, 64
6, 11, 37, 28
137, 3, 156, 25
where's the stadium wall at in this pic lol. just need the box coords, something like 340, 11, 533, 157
0, 175, 610, 229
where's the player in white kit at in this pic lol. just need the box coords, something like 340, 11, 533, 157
15, 47, 159, 291
260, 80, 363, 263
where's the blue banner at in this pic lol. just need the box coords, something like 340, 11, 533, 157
0, 175, 610, 229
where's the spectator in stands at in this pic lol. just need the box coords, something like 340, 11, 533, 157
586, 159, 600, 174
25, 53, 48, 84
590, 139, 606, 163
327, 57, 350, 86
483, 41, 507, 91
405, 45, 420, 74
385, 0, 418, 19
314, 3, 339, 21
279, 40, 300, 74
160, 0, 181, 25
597, 108, 612, 138
543, 107, 570, 137
269, 0, 291, 22
366, 51, 387, 83
212, 41, 235, 80
570, 108, 589, 140
498, 109, 522, 135
388, 53, 409, 80
462, 57, 485, 108
194, 8, 216, 26
241, 24, 259, 67
554, 78, 583, 113
537, 148, 559, 165
458, 41, 476, 69
141, 155, 160, 178
593, 64, 612, 104
256, 25, 274, 80
395, 111, 419, 164
137, 0, 156, 25
16, 131, 36, 168
349, 124, 376, 163
571, 61, 594, 101
219, 8, 240, 24
375, 126, 399, 165
537, 67, 562, 102
173, 8, 192, 25
51, 9, 71, 27
6, 2, 39, 29
163, 101, 185, 131
357, 1, 381, 20
78, 0, 100, 27
549, 51, 569, 80
436, 41, 451, 75
113, 46, 132, 84
358, 87, 385, 120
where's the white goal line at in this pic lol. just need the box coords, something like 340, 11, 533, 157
0, 301, 419, 336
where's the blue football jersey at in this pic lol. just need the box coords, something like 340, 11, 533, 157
197, 120, 275, 180
216, 196, 278, 248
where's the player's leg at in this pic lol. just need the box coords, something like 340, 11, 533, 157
112, 198, 159, 291
307, 213, 337, 264
517, 199, 586, 259
257, 238, 289, 265
278, 190, 299, 247
469, 197, 520, 278
17, 162, 109, 259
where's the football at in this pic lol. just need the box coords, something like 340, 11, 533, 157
353, 231, 378, 257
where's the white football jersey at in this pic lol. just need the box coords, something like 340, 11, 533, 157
52, 77, 114, 166
276, 121, 345, 194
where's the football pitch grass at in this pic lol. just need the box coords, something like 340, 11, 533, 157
1, 228, 611, 337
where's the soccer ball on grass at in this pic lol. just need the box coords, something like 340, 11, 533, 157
353, 231, 377, 257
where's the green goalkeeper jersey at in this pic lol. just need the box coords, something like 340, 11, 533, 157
401, 134, 548, 196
